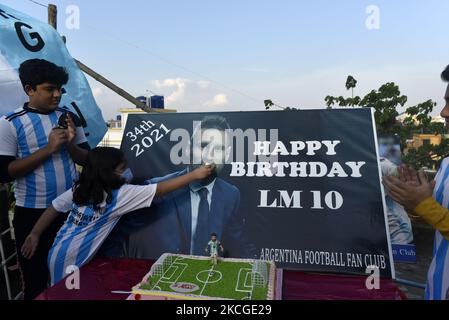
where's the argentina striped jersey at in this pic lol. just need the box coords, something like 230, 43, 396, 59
0, 104, 87, 208
48, 183, 157, 285
425, 157, 449, 300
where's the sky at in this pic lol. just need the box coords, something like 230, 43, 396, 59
1, 0, 449, 120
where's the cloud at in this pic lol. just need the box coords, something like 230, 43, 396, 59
146, 78, 230, 111
151, 78, 210, 95
197, 80, 210, 89
152, 78, 187, 103
92, 87, 103, 97
203, 94, 228, 107
88, 77, 229, 120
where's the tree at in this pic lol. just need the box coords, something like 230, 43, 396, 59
326, 76, 445, 169
264, 99, 299, 111
345, 75, 357, 98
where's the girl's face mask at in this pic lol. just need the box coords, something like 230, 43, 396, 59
120, 168, 134, 183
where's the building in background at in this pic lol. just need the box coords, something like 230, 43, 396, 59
406, 133, 444, 149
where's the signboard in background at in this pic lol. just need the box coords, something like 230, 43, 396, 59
112, 109, 395, 278
378, 134, 417, 264
0, 3, 107, 147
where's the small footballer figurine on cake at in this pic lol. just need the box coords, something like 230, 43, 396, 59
205, 233, 224, 265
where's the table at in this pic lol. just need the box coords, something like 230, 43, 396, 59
36, 257, 406, 300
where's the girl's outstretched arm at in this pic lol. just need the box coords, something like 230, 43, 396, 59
155, 164, 215, 197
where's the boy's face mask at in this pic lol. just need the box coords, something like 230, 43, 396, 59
121, 168, 134, 183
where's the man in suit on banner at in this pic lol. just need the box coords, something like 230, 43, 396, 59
120, 115, 254, 259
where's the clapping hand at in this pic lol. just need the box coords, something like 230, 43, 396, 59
383, 169, 435, 212
397, 165, 420, 187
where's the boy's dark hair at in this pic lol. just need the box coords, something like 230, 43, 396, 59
442, 65, 449, 82
211, 233, 217, 237
18, 59, 69, 90
73, 147, 126, 210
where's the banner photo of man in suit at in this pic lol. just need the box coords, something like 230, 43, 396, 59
108, 109, 394, 278
122, 115, 254, 259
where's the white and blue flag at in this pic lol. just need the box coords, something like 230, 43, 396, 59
0, 3, 106, 147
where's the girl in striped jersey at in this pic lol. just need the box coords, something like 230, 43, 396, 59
20, 147, 215, 286
383, 64, 449, 300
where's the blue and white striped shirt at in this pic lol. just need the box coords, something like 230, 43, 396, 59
0, 104, 87, 208
425, 157, 449, 300
48, 183, 157, 285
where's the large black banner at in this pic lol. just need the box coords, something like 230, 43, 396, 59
112, 109, 394, 278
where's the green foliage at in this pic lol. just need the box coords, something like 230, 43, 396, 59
264, 99, 299, 110
402, 139, 449, 169
326, 76, 445, 169
264, 99, 274, 110
345, 75, 357, 90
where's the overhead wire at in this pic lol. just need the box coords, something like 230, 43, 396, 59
25, 0, 285, 109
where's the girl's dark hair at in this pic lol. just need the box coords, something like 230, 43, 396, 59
19, 59, 69, 90
442, 65, 449, 82
73, 147, 126, 209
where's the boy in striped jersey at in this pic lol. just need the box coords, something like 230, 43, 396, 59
383, 64, 449, 300
20, 147, 215, 286
0, 59, 90, 299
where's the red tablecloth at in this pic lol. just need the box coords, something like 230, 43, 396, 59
36, 257, 406, 300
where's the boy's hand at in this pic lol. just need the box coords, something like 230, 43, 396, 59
47, 128, 68, 153
192, 164, 216, 180
66, 113, 77, 144
21, 233, 40, 259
